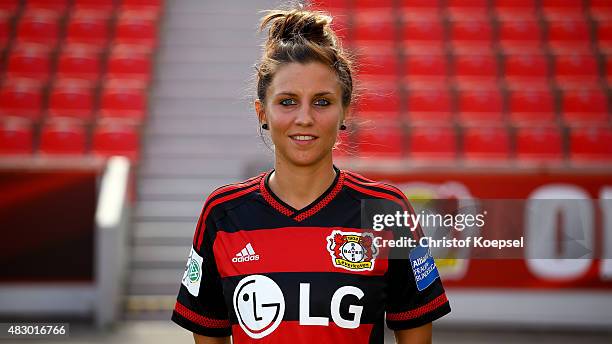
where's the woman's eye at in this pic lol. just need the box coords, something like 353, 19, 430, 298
280, 99, 297, 106
314, 99, 330, 106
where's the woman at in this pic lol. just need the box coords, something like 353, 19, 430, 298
171, 6, 450, 344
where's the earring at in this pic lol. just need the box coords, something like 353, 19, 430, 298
339, 123, 347, 130
261, 123, 269, 130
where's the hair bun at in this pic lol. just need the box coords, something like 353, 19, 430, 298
259, 9, 335, 47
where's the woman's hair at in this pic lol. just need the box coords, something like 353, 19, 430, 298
255, 5, 355, 109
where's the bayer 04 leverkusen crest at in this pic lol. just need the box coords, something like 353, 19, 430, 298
326, 230, 379, 272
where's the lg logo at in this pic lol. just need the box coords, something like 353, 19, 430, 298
233, 275, 364, 339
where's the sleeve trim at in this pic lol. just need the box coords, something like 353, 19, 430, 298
386, 293, 449, 321
174, 301, 230, 329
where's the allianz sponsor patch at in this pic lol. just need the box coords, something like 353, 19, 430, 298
409, 245, 440, 291
182, 247, 203, 296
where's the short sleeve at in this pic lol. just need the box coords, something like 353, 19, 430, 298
171, 199, 232, 337
383, 188, 451, 330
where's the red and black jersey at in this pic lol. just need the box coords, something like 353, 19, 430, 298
171, 165, 451, 343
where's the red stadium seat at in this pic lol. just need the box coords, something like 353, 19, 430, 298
107, 50, 152, 83
120, 0, 162, 17
452, 54, 498, 88
542, 0, 585, 20
56, 46, 102, 82
309, 0, 349, 12
399, 0, 441, 20
25, 0, 69, 15
333, 129, 354, 158
447, 0, 488, 20
0, 120, 33, 155
357, 125, 404, 158
561, 89, 609, 124
65, 11, 111, 49
0, 13, 9, 49
503, 54, 549, 89
99, 85, 148, 123
553, 54, 600, 89
73, 0, 115, 15
355, 89, 400, 119
449, 20, 493, 53
0, 80, 43, 120
590, 0, 612, 21
406, 89, 452, 123
403, 54, 448, 88
352, 15, 395, 47
546, 19, 592, 53
508, 90, 555, 124
16, 9, 60, 46
409, 126, 457, 159
401, 19, 445, 54
498, 20, 543, 53
516, 126, 563, 162
356, 52, 398, 82
569, 127, 612, 162
92, 123, 140, 161
493, 0, 537, 20
463, 127, 511, 160
606, 55, 612, 86
6, 44, 51, 82
596, 21, 612, 54
39, 121, 87, 155
457, 89, 504, 124
114, 15, 157, 51
48, 80, 95, 121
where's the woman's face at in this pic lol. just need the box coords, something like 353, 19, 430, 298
256, 61, 346, 167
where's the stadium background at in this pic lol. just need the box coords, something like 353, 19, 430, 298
0, 0, 611, 342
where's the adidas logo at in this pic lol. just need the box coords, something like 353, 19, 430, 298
232, 243, 260, 263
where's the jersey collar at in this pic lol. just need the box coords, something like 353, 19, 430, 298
259, 165, 345, 222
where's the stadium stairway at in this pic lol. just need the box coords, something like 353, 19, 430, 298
127, 0, 276, 320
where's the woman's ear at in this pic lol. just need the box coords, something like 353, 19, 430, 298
255, 99, 267, 124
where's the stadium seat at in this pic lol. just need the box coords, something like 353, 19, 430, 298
493, 0, 537, 20
403, 54, 448, 88
457, 89, 504, 124
114, 14, 157, 51
553, 54, 600, 89
107, 50, 153, 83
561, 89, 609, 124
463, 127, 511, 160
606, 55, 612, 86
65, 11, 111, 49
452, 54, 498, 88
503, 54, 549, 89
401, 19, 445, 54
120, 0, 163, 18
0, 80, 43, 120
356, 52, 398, 82
508, 90, 556, 124
333, 129, 354, 158
39, 121, 87, 155
15, 9, 60, 46
0, 13, 9, 50
406, 89, 452, 123
596, 21, 612, 54
92, 123, 140, 161
5, 44, 51, 82
541, 0, 585, 20
449, 20, 493, 53
569, 126, 612, 162
99, 84, 148, 123
409, 126, 457, 159
516, 126, 563, 161
0, 0, 19, 13
73, 0, 116, 16
355, 89, 400, 119
399, 0, 441, 20
590, 0, 612, 21
546, 19, 592, 53
25, 0, 69, 15
498, 20, 543, 53
56, 46, 102, 82
309, 0, 349, 13
357, 125, 404, 158
446, 0, 488, 20
0, 120, 33, 155
48, 80, 95, 121
352, 15, 395, 48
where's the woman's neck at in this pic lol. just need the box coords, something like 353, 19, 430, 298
268, 158, 336, 211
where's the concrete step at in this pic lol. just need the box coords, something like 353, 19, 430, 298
145, 117, 257, 137
139, 157, 248, 178
133, 221, 195, 244
165, 12, 259, 30
131, 245, 187, 268
160, 28, 258, 48
157, 46, 258, 64
143, 136, 267, 157
135, 200, 204, 219
150, 97, 254, 118
138, 176, 238, 198
152, 80, 252, 99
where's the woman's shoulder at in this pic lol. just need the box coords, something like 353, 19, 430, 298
342, 168, 408, 202
202, 171, 267, 208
